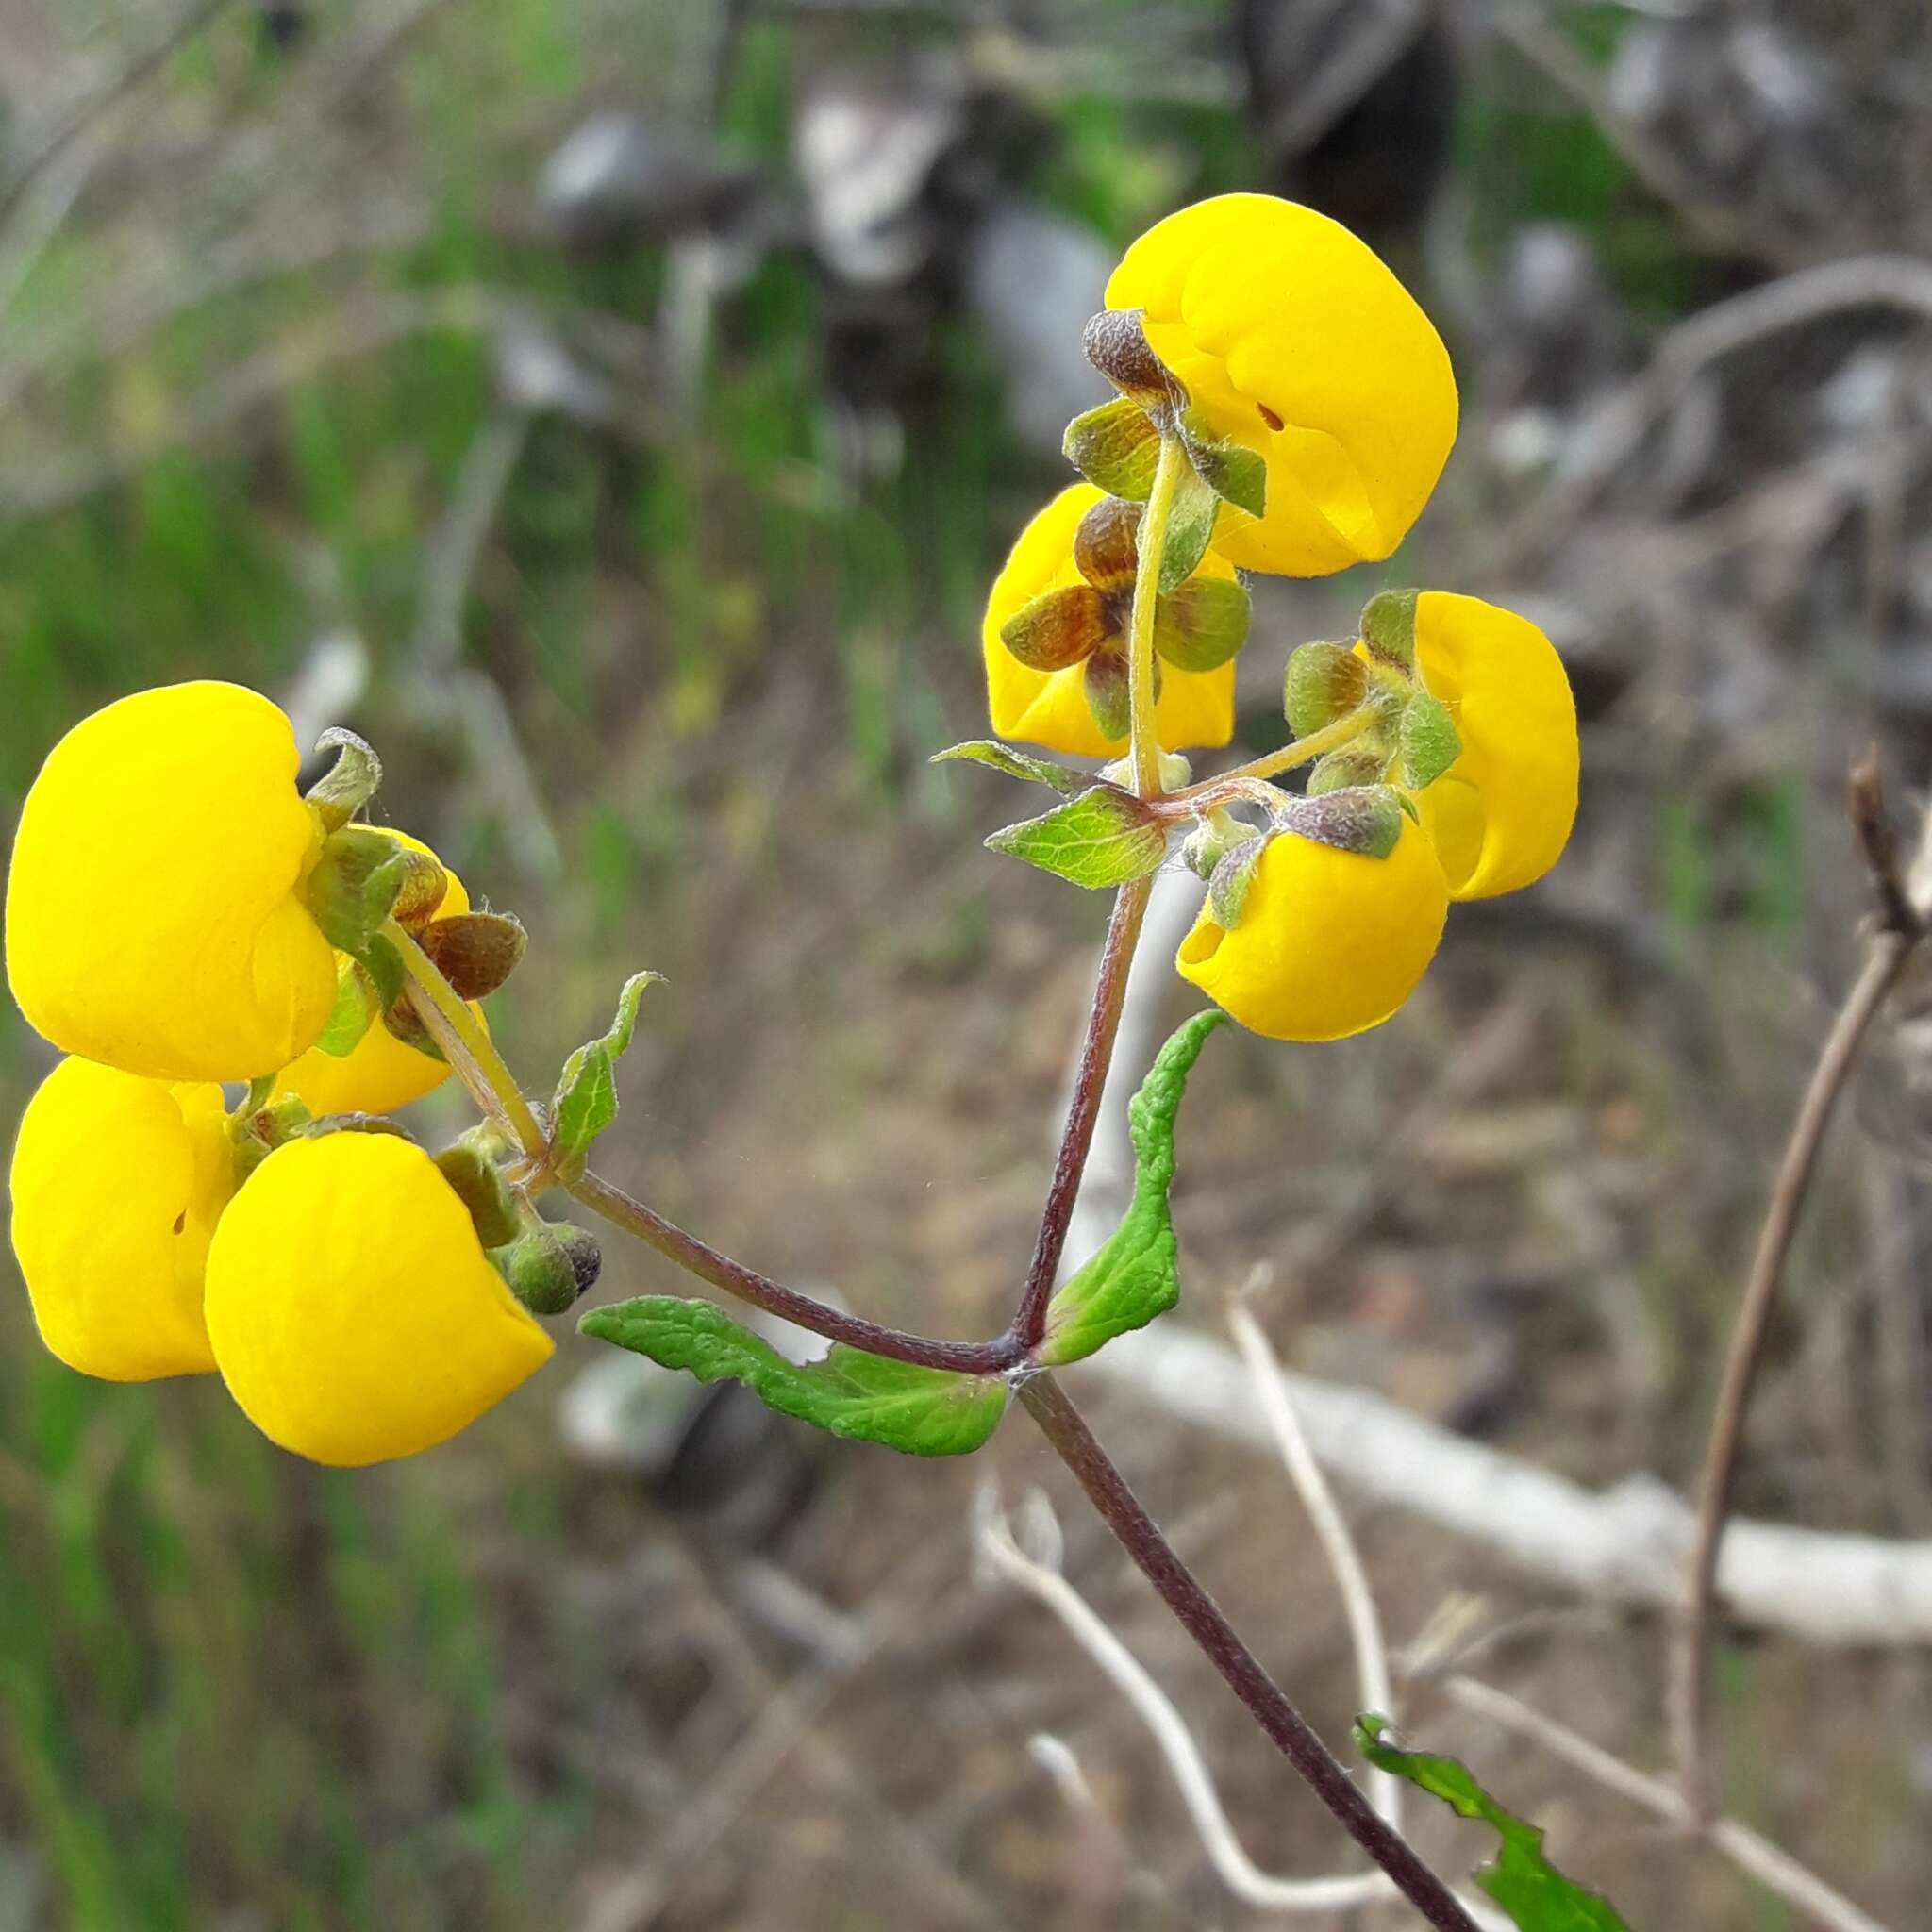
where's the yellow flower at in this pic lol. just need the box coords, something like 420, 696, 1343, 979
1406, 593, 1578, 900
6, 681, 338, 1083
984, 483, 1238, 758
1105, 193, 1457, 577
9, 1056, 232, 1380
204, 1131, 554, 1466
1175, 814, 1448, 1042
272, 830, 480, 1117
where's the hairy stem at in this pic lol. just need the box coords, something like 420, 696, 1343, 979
389, 917, 546, 1157
1008, 875, 1154, 1349
1018, 1373, 1479, 1932
1128, 436, 1185, 798
1170, 700, 1384, 805
567, 1166, 1018, 1376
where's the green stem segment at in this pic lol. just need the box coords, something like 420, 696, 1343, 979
1170, 699, 1383, 805
1128, 436, 1187, 798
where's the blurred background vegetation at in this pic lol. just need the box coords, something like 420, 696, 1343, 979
5, 1, 1932, 1926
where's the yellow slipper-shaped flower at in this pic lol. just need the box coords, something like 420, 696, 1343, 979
1105, 193, 1457, 577
6, 681, 338, 1082
1175, 813, 1448, 1042
1406, 592, 1578, 900
204, 1131, 554, 1466
984, 483, 1239, 758
271, 829, 481, 1117
9, 1056, 233, 1380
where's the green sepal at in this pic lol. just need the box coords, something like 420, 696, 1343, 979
305, 726, 383, 834
1306, 747, 1389, 796
306, 825, 410, 954
550, 970, 663, 1177
1179, 410, 1266, 521
1000, 584, 1111, 671
1208, 834, 1268, 929
314, 957, 379, 1058
1284, 640, 1371, 736
1354, 1717, 1633, 1931
1040, 1011, 1224, 1365
418, 911, 528, 1001
578, 1297, 1008, 1457
1396, 690, 1462, 791
1281, 785, 1405, 859
1153, 576, 1249, 672
1152, 461, 1220, 595
294, 1112, 415, 1141
1082, 650, 1132, 741
1063, 396, 1159, 502
434, 1141, 523, 1249
1359, 588, 1419, 668
358, 933, 405, 1014
1177, 806, 1241, 882
495, 1222, 601, 1315
228, 1091, 311, 1182
929, 741, 1083, 797
984, 784, 1167, 891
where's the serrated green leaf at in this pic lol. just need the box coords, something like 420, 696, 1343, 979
930, 741, 1083, 796
1152, 462, 1220, 595
1040, 1011, 1224, 1365
551, 970, 663, 1174
1355, 1716, 1633, 1932
315, 958, 379, 1058
1063, 396, 1159, 501
985, 785, 1167, 890
579, 1297, 1008, 1456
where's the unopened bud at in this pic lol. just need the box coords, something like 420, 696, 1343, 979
1080, 309, 1183, 412
497, 1222, 599, 1315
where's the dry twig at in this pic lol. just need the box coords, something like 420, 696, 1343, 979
1671, 756, 1925, 1815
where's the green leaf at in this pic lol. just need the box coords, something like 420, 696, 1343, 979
1397, 690, 1463, 791
1355, 1717, 1633, 1932
1063, 396, 1159, 501
314, 957, 379, 1058
1152, 462, 1220, 595
930, 741, 1083, 796
551, 970, 663, 1175
984, 785, 1167, 890
1040, 1010, 1224, 1365
578, 1297, 1008, 1457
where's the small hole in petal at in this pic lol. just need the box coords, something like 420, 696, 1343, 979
172, 1212, 187, 1234
1257, 404, 1285, 433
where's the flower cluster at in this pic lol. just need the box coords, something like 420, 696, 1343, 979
980, 193, 1578, 1041
6, 682, 556, 1464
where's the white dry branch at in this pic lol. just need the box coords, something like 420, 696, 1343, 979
1082, 1319, 1932, 1647
974, 1489, 1511, 1925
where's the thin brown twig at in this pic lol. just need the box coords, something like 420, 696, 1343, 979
1671, 759, 1924, 1817
1010, 876, 1154, 1349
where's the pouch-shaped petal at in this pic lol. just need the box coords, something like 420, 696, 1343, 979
1409, 593, 1577, 900
1106, 194, 1457, 577
9, 1056, 231, 1379
983, 484, 1236, 758
272, 831, 479, 1117
6, 682, 338, 1082
204, 1132, 553, 1466
1175, 817, 1448, 1041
